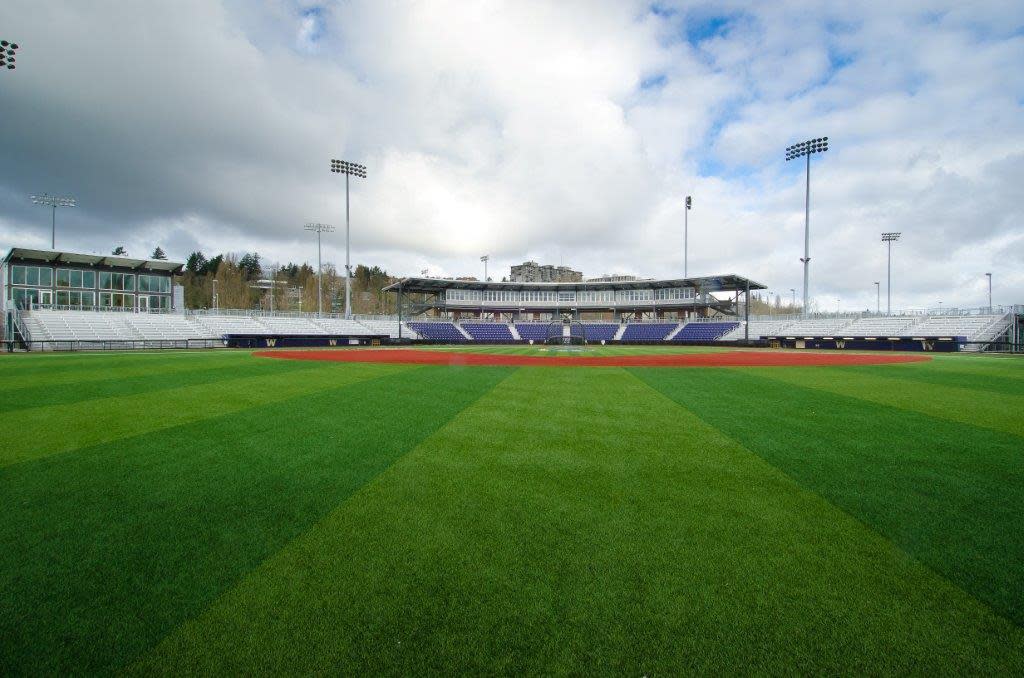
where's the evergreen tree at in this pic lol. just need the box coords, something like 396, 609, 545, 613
151, 246, 167, 260
112, 246, 127, 256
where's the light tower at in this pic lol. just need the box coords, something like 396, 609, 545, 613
985, 272, 992, 312
785, 136, 829, 316
304, 222, 335, 317
481, 255, 489, 281
330, 159, 366, 318
874, 281, 880, 314
881, 232, 901, 315
30, 194, 76, 249
684, 195, 692, 277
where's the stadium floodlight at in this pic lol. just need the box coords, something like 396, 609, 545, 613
30, 193, 76, 249
684, 195, 692, 278
785, 136, 829, 317
874, 281, 880, 314
0, 39, 19, 71
330, 158, 366, 319
790, 288, 796, 309
304, 222, 335, 317
481, 255, 489, 281
985, 272, 992, 312
881, 232, 901, 315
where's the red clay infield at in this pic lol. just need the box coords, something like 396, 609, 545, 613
254, 348, 931, 368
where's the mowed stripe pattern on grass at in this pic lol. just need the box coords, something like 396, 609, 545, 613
1, 350, 1022, 674
133, 365, 1024, 674
0, 352, 513, 674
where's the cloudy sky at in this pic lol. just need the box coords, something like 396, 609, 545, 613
1, 1, 1022, 312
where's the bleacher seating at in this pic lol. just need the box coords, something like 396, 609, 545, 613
515, 323, 550, 342
720, 320, 793, 340
249, 316, 325, 335
672, 321, 739, 342
839, 316, 918, 336
619, 323, 676, 343
124, 314, 210, 340
780, 318, 855, 337
191, 314, 267, 336
409, 322, 467, 342
583, 323, 620, 342
355, 318, 420, 339
905, 315, 1003, 341
461, 323, 515, 343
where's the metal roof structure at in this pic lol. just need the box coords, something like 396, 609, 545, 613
384, 273, 766, 294
2, 248, 184, 274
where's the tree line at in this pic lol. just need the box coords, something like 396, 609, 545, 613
177, 250, 398, 314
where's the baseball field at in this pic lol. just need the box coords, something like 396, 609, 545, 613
1, 346, 1022, 673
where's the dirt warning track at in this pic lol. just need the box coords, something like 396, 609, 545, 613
254, 348, 931, 368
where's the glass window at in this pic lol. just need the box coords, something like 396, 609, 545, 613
124, 274, 135, 291
83, 271, 96, 288
99, 272, 112, 289
12, 266, 26, 285
26, 267, 39, 286
139, 275, 150, 292
57, 269, 71, 287
39, 268, 52, 286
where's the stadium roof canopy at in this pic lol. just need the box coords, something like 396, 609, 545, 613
2, 247, 185, 274
384, 273, 766, 294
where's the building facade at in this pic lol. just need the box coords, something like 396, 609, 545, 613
509, 261, 583, 283
1, 248, 184, 313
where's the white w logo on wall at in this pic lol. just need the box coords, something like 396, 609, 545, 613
328, 339, 337, 346
265, 338, 277, 347
835, 340, 846, 349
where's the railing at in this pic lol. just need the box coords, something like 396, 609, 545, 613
11, 307, 32, 345
26, 303, 175, 314
24, 339, 223, 352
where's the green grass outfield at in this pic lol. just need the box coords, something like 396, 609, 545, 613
1, 347, 1023, 674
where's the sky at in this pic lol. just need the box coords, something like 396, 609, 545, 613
0, 0, 1022, 313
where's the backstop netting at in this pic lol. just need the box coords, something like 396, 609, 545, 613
545, 319, 587, 345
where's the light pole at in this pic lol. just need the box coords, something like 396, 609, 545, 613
684, 195, 692, 277
881, 232, 901, 315
212, 279, 218, 310
481, 255, 489, 281
785, 136, 829, 317
304, 222, 335, 317
874, 281, 880, 314
1, 39, 19, 71
790, 288, 796, 311
985, 272, 992, 312
330, 159, 366, 319
30, 194, 76, 249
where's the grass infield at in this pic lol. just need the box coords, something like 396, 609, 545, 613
1, 346, 1022, 674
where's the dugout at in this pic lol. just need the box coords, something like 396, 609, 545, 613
223, 333, 388, 349
764, 335, 965, 352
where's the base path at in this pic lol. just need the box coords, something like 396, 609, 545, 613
254, 348, 932, 368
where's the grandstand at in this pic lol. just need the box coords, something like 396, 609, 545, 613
7, 307, 1017, 351
1, 246, 1017, 352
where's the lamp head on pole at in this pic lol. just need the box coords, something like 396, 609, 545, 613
31, 194, 77, 208
330, 159, 366, 178
881, 232, 901, 243
304, 222, 335, 234
786, 137, 828, 161
685, 196, 692, 209
0, 39, 19, 70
